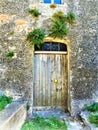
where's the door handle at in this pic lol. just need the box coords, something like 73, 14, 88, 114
54, 79, 58, 83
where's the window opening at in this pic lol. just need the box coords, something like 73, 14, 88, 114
43, 0, 61, 4
35, 42, 67, 51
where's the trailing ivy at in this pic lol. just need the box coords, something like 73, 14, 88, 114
27, 28, 46, 48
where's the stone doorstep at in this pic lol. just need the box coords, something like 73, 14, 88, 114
0, 101, 27, 129
32, 110, 86, 130
80, 111, 98, 130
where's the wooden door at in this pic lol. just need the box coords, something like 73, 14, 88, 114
33, 52, 68, 110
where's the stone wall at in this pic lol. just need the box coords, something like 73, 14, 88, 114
0, 101, 27, 130
0, 0, 34, 113
68, 0, 98, 114
0, 0, 98, 115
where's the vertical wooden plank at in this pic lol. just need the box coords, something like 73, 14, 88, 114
35, 55, 38, 106
61, 54, 65, 106
61, 54, 67, 107
52, 55, 57, 106
39, 54, 43, 106
44, 55, 48, 106
37, 55, 41, 106
33, 55, 36, 106
56, 55, 61, 106
55, 54, 58, 106
59, 55, 62, 106
34, 55, 39, 106
50, 55, 55, 106
33, 53, 68, 109
47, 55, 51, 105
42, 54, 46, 106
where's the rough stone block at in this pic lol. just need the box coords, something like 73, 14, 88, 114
0, 101, 27, 130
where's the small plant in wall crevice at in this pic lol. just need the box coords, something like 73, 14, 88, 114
28, 9, 41, 18
27, 28, 46, 48
66, 12, 77, 26
89, 114, 98, 127
48, 11, 77, 39
0, 95, 13, 111
6, 51, 14, 59
50, 4, 57, 9
52, 11, 66, 23
49, 20, 69, 39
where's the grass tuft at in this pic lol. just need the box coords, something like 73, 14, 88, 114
89, 114, 98, 127
6, 51, 14, 58
0, 95, 13, 111
21, 116, 67, 130
84, 103, 98, 112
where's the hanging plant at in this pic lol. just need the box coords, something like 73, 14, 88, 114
66, 12, 76, 25
28, 9, 41, 18
27, 28, 46, 48
49, 20, 69, 39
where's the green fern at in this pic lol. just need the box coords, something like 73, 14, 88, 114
27, 28, 45, 48
49, 20, 69, 39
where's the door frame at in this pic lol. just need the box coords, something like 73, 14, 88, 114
32, 37, 71, 111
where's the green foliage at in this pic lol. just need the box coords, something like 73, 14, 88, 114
29, 9, 41, 18
6, 51, 14, 58
27, 28, 46, 48
52, 11, 66, 23
49, 20, 69, 39
26, 105, 30, 111
50, 4, 57, 9
66, 12, 76, 25
0, 95, 13, 111
21, 116, 67, 130
49, 11, 76, 39
9, 31, 14, 35
89, 114, 98, 127
84, 103, 98, 112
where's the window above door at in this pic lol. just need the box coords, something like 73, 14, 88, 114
35, 42, 67, 51
43, 0, 61, 4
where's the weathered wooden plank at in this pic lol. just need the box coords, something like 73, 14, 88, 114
35, 51, 67, 54
52, 55, 56, 106
48, 55, 51, 105
37, 55, 41, 106
62, 55, 67, 107
39, 55, 43, 106
44, 55, 48, 106
33, 53, 68, 109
